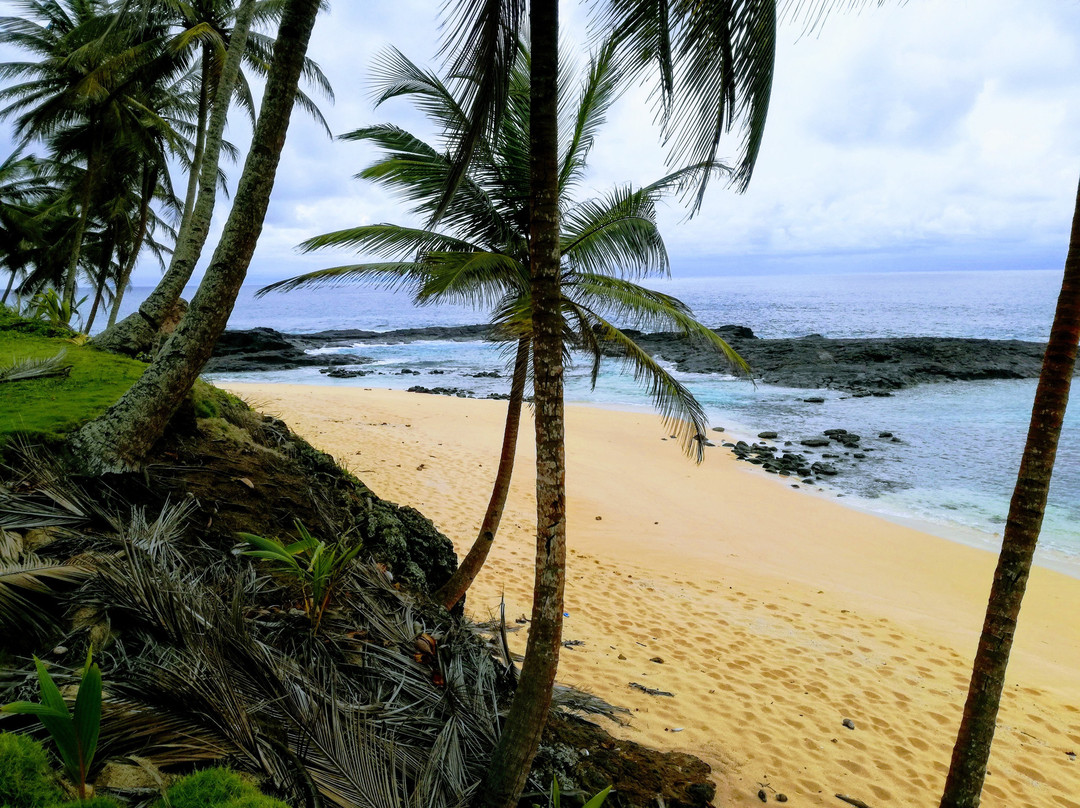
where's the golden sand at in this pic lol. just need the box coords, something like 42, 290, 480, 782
224, 383, 1080, 808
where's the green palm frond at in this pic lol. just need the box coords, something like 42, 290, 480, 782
567, 299, 710, 461
602, 0, 776, 200
558, 37, 622, 193
415, 251, 523, 308
435, 0, 525, 222
297, 224, 484, 259
561, 188, 667, 280
256, 262, 429, 297
346, 125, 513, 249
570, 272, 751, 379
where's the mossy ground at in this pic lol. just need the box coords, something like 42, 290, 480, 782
0, 311, 146, 448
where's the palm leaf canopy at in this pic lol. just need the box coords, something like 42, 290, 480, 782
260, 41, 750, 459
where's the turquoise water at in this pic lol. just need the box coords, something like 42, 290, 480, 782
116, 268, 1078, 564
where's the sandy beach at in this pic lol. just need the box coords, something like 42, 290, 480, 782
223, 382, 1080, 808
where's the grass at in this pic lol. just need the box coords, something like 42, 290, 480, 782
0, 310, 146, 447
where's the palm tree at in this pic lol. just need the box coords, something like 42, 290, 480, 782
258, 43, 747, 611
93, 0, 334, 356
71, 0, 323, 470
939, 181, 1080, 807
0, 152, 49, 304
0, 0, 190, 313
435, 2, 780, 805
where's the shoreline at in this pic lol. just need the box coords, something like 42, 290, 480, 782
221, 382, 1080, 808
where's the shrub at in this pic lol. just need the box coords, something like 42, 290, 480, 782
160, 768, 289, 808
0, 732, 63, 808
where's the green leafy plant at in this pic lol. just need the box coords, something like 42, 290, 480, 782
1, 651, 102, 800
21, 290, 85, 332
238, 521, 363, 632
548, 775, 611, 808
0, 732, 64, 808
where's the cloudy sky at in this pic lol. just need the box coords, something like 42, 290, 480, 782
3, 0, 1079, 284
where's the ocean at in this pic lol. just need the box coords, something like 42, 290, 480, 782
116, 268, 1080, 570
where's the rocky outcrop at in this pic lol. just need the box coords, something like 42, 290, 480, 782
206, 324, 1066, 393
619, 327, 1059, 392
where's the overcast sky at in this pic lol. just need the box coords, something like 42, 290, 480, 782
3, 0, 1079, 285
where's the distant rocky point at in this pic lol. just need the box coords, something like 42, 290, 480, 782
206, 324, 1067, 393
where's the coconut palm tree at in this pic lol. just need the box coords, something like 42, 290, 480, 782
93, 0, 334, 356
939, 180, 1080, 807
258, 43, 747, 611
71, 0, 323, 470
435, 3, 780, 804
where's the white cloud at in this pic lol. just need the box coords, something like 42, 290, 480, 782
1, 0, 1077, 284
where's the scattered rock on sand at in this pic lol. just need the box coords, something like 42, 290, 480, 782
843, 718, 856, 730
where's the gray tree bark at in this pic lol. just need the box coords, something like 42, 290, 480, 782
71, 0, 321, 471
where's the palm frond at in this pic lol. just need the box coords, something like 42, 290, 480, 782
0, 554, 90, 636
255, 262, 429, 298
435, 0, 525, 222
0, 350, 71, 383
567, 300, 710, 461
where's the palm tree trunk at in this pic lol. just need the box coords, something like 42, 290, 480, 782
436, 335, 530, 610
71, 0, 321, 471
939, 175, 1080, 807
92, 0, 257, 356
1, 269, 15, 305
179, 46, 211, 232
108, 167, 156, 329
476, 2, 564, 806
62, 175, 93, 309
85, 272, 106, 333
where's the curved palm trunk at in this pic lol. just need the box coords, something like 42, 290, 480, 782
477, 2, 564, 806
1, 269, 15, 305
107, 167, 155, 329
62, 174, 94, 309
93, 0, 257, 356
939, 176, 1080, 807
436, 335, 530, 610
179, 46, 212, 231
71, 0, 321, 471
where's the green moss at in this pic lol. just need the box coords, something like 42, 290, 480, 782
158, 768, 288, 808
47, 799, 121, 808
0, 733, 64, 808
0, 327, 145, 448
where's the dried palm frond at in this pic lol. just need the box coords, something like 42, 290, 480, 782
0, 554, 90, 636
0, 351, 71, 383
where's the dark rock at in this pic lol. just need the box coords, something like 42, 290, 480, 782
800, 438, 831, 447
320, 367, 368, 379
429, 369, 445, 375
823, 429, 848, 436
803, 397, 826, 403
853, 453, 866, 459
842, 718, 856, 730
776, 795, 788, 803
758, 789, 768, 802
407, 386, 474, 398
470, 371, 500, 378
878, 431, 893, 438
711, 426, 725, 432
757, 431, 778, 439
812, 462, 838, 476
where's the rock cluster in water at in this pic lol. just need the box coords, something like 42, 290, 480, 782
722, 427, 900, 483
205, 324, 1064, 394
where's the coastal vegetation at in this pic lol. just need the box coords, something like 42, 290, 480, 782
257, 40, 749, 610
0, 1, 1076, 807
